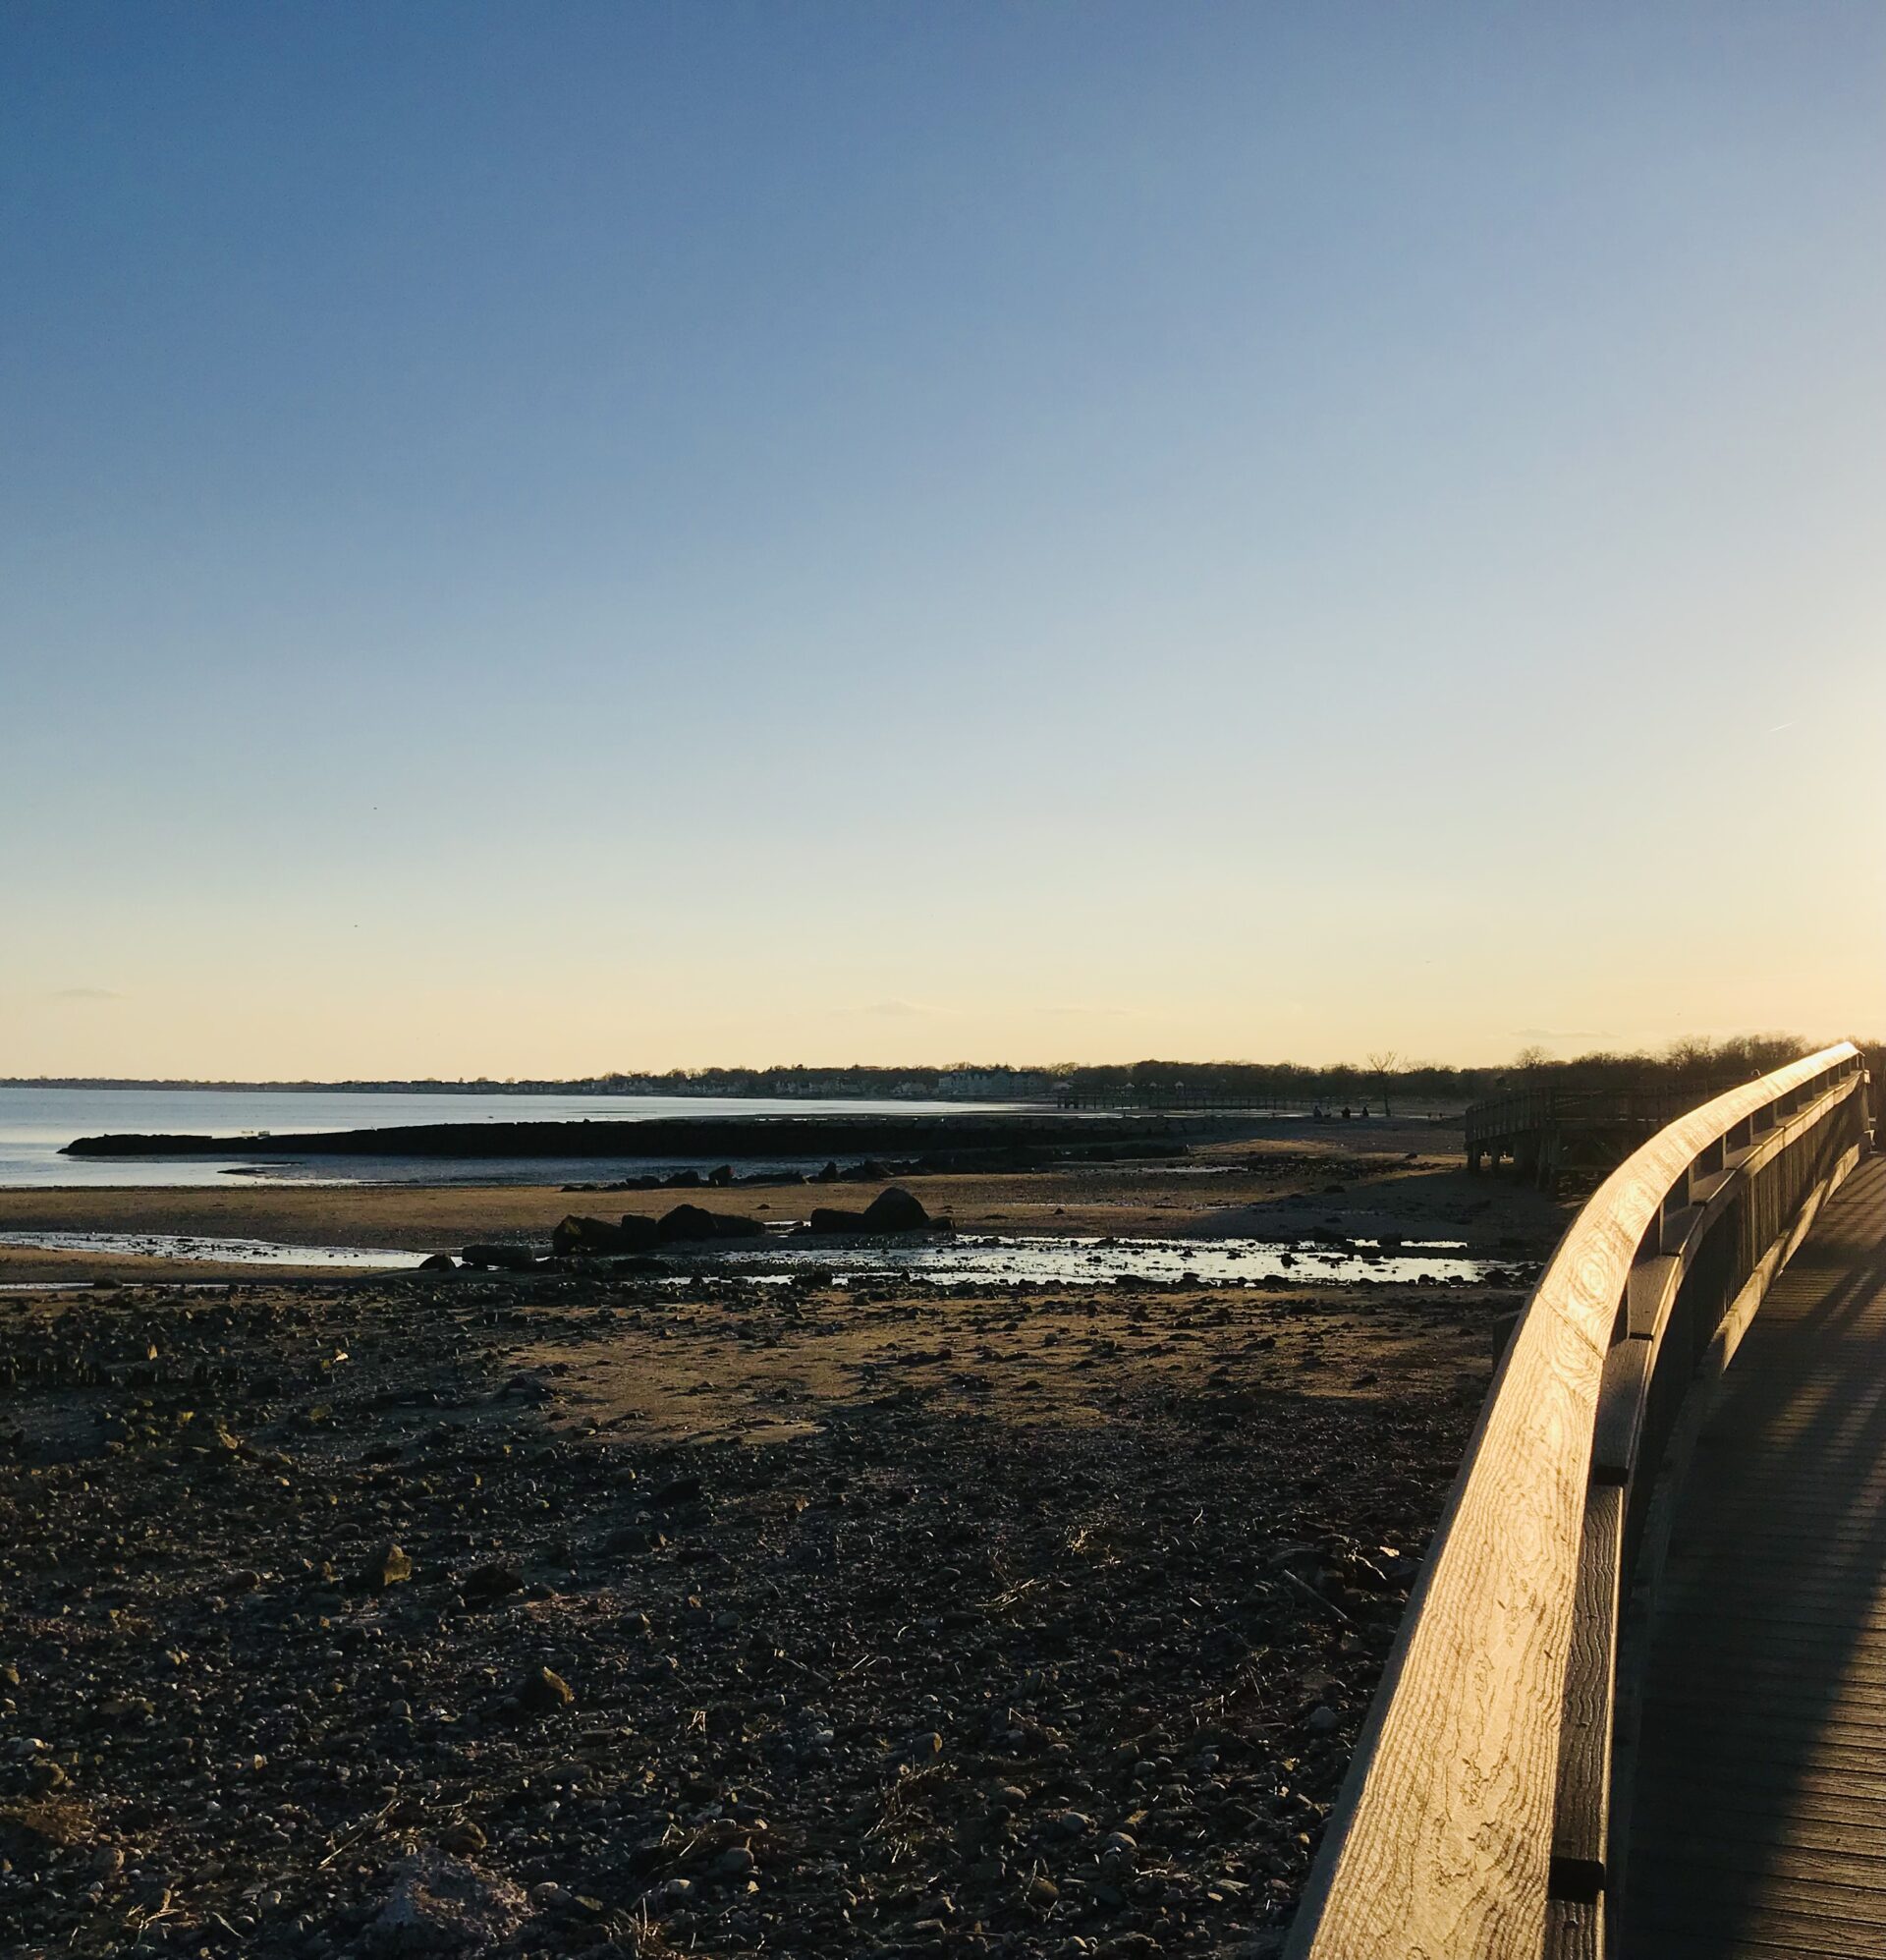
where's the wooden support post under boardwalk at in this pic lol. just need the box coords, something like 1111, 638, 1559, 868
1283, 1043, 1866, 1960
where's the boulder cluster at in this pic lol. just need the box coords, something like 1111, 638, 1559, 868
465, 1187, 945, 1267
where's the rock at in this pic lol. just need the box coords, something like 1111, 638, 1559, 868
613, 1214, 663, 1253
368, 1850, 527, 1954
658, 1204, 721, 1244
655, 1204, 763, 1244
1306, 1704, 1341, 1733
460, 1245, 538, 1273
807, 1207, 869, 1235
552, 1216, 627, 1258
418, 1254, 457, 1271
551, 1213, 666, 1257
516, 1667, 574, 1716
862, 1187, 929, 1233
437, 1822, 486, 1857
604, 1523, 667, 1554
459, 1563, 524, 1608
354, 1542, 413, 1593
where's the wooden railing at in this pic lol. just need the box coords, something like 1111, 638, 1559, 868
1284, 1042, 1870, 1960
1464, 1081, 1747, 1154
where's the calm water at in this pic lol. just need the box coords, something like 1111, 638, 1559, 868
0, 1087, 1025, 1189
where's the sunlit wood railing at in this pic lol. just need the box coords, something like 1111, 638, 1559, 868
1284, 1042, 1869, 1960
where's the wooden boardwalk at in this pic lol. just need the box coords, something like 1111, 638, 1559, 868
1624, 1153, 1886, 1957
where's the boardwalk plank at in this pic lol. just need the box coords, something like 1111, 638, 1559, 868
1622, 1157, 1886, 1958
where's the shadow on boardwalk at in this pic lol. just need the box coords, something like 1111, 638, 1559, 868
1625, 1156, 1886, 1957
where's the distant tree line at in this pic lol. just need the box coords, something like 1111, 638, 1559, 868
5, 1035, 1877, 1108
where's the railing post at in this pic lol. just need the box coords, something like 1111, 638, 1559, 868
1659, 1179, 1691, 1255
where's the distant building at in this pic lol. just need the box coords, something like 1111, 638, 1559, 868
939, 1069, 1053, 1100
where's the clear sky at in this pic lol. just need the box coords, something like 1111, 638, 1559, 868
4, 3, 1882, 1078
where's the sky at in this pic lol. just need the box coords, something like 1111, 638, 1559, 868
3, 3, 1882, 1078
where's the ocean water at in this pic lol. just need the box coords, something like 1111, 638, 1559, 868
0, 1086, 1024, 1189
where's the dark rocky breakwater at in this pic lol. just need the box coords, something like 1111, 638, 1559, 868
61, 1115, 1180, 1166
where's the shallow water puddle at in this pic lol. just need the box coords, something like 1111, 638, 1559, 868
0, 1227, 1516, 1288
709, 1233, 1506, 1288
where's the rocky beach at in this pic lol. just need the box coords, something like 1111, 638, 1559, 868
0, 1257, 1522, 1960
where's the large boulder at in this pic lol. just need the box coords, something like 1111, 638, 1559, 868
550, 1213, 666, 1258
614, 1213, 662, 1253
462, 1243, 538, 1272
658, 1204, 720, 1243
710, 1211, 765, 1239
807, 1206, 869, 1235
862, 1186, 929, 1233
552, 1214, 625, 1257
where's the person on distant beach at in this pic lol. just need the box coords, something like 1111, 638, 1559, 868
1342, 1104, 1352, 1120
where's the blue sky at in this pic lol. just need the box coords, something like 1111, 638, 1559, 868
4, 4, 1882, 1075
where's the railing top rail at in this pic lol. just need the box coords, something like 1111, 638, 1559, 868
1287, 1040, 1862, 1960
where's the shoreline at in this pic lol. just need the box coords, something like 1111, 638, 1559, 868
0, 1126, 1564, 1283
